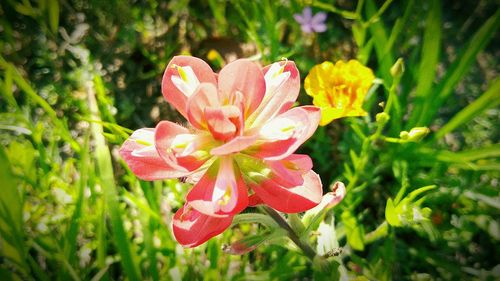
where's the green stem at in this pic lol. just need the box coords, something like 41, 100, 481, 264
262, 206, 317, 260
364, 221, 389, 244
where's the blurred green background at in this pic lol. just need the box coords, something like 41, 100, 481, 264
0, 0, 499, 280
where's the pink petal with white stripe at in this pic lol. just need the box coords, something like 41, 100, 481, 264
248, 60, 300, 128
162, 56, 217, 118
186, 83, 220, 130
155, 121, 210, 172
119, 128, 189, 180
217, 59, 266, 117
249, 170, 323, 213
187, 158, 248, 217
251, 106, 320, 160
172, 204, 233, 248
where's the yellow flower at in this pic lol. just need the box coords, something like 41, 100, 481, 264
304, 60, 375, 126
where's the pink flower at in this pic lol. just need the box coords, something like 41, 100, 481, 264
120, 56, 323, 247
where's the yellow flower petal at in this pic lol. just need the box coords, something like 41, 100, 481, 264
305, 60, 374, 126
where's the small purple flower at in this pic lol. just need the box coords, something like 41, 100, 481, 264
293, 7, 327, 33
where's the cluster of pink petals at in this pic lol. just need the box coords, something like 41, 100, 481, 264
120, 56, 323, 247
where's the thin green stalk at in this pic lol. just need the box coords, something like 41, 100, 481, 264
88, 74, 141, 281
364, 221, 389, 244
0, 56, 81, 152
362, 0, 395, 28
312, 2, 358, 20
346, 68, 400, 191
262, 206, 316, 260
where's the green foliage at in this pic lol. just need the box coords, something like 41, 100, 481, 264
0, 0, 498, 280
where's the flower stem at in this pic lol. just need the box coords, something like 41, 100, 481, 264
262, 206, 317, 260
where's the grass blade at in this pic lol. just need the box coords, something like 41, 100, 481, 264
416, 10, 500, 126
407, 0, 442, 128
0, 56, 80, 152
64, 134, 89, 266
435, 77, 500, 139
88, 75, 142, 281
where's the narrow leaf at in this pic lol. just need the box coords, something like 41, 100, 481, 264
417, 10, 500, 126
435, 77, 500, 139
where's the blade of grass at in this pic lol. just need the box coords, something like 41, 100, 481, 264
312, 1, 358, 20
431, 144, 500, 163
385, 0, 415, 54
0, 56, 80, 152
365, 0, 394, 85
407, 0, 442, 128
435, 77, 500, 139
88, 75, 141, 281
416, 10, 500, 126
64, 133, 89, 266
207, 0, 227, 35
0, 147, 29, 275
47, 0, 59, 33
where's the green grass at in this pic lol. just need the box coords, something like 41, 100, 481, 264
0, 0, 498, 280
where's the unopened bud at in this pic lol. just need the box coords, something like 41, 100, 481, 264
400, 127, 430, 142
376, 112, 390, 125
390, 58, 405, 78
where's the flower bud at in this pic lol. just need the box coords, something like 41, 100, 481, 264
376, 112, 390, 125
400, 127, 430, 142
390, 58, 405, 78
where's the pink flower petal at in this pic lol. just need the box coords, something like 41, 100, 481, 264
162, 56, 217, 118
248, 60, 300, 128
251, 106, 321, 160
266, 154, 313, 187
155, 121, 209, 172
248, 194, 264, 206
187, 158, 248, 217
217, 59, 266, 117
172, 204, 233, 248
119, 129, 189, 180
250, 170, 323, 213
210, 135, 258, 156
186, 82, 220, 130
205, 105, 241, 141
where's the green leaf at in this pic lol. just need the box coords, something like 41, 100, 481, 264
222, 229, 286, 255
435, 77, 500, 139
365, 0, 394, 86
385, 198, 401, 227
232, 213, 279, 229
89, 74, 141, 281
416, 9, 500, 126
0, 146, 26, 271
0, 57, 80, 152
407, 0, 441, 127
341, 211, 365, 251
47, 0, 59, 33
419, 144, 500, 164
407, 185, 437, 202
385, 0, 415, 55
64, 134, 89, 269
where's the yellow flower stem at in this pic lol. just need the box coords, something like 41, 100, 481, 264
346, 71, 401, 193
381, 136, 406, 143
384, 71, 403, 133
